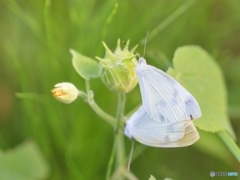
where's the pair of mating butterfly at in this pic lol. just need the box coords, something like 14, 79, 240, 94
124, 57, 202, 148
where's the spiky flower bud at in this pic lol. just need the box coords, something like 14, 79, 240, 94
51, 82, 79, 104
96, 39, 138, 93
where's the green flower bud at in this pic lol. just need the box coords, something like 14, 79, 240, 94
96, 39, 138, 93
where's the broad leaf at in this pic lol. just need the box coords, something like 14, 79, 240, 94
0, 140, 49, 180
167, 46, 235, 139
70, 49, 99, 80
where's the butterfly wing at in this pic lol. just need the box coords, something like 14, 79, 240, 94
125, 106, 199, 147
136, 58, 201, 123
172, 120, 200, 147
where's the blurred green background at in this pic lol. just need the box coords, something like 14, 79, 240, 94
0, 0, 240, 179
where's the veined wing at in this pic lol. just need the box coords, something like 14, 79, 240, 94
125, 106, 199, 147
136, 58, 201, 123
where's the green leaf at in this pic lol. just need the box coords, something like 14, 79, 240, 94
70, 49, 99, 80
167, 46, 235, 139
0, 140, 49, 180
149, 175, 157, 180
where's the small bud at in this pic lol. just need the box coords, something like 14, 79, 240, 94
51, 82, 79, 104
96, 39, 138, 93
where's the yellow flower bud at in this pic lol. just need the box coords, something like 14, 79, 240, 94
96, 39, 138, 93
51, 82, 79, 104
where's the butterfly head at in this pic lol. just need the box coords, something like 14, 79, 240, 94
138, 57, 147, 65
124, 121, 133, 139
135, 57, 147, 74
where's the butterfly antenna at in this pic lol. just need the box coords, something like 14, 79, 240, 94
143, 31, 149, 58
127, 140, 135, 171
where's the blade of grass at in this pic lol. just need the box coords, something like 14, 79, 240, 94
3, 0, 44, 44
140, 0, 197, 44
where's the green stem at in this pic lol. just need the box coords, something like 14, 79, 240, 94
85, 86, 126, 178
78, 91, 87, 100
114, 93, 126, 180
88, 98, 117, 127
121, 94, 126, 115
83, 80, 116, 126
115, 93, 122, 121
106, 135, 118, 180
113, 144, 147, 178
85, 80, 91, 92
218, 130, 240, 162
116, 94, 126, 120
115, 130, 125, 166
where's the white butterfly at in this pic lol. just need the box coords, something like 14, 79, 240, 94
124, 106, 199, 147
136, 57, 202, 123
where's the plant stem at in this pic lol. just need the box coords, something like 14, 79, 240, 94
114, 93, 126, 180
83, 80, 117, 126
116, 94, 126, 118
85, 80, 91, 92
88, 98, 117, 127
85, 84, 126, 178
106, 135, 118, 180
218, 130, 240, 162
